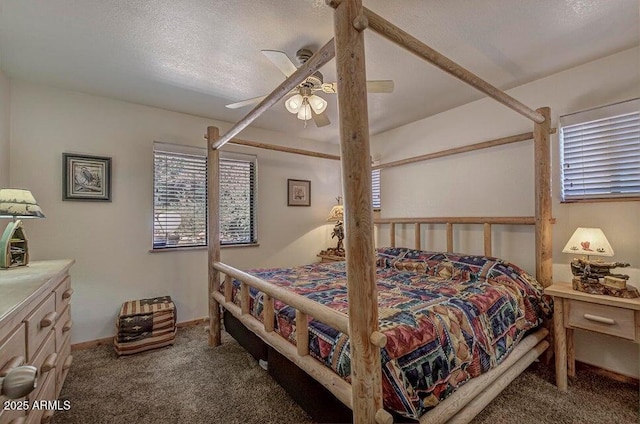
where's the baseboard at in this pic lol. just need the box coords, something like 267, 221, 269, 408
71, 317, 208, 351
576, 361, 639, 386
176, 317, 208, 328
71, 336, 113, 351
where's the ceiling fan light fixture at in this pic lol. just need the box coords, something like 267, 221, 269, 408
308, 94, 327, 114
297, 103, 312, 121
285, 94, 304, 113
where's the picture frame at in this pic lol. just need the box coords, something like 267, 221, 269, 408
63, 153, 112, 201
287, 179, 311, 206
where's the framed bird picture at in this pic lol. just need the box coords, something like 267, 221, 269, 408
63, 153, 112, 201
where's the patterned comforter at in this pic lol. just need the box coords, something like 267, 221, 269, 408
223, 247, 552, 419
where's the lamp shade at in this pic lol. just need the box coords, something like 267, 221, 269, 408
285, 94, 303, 113
297, 103, 312, 121
307, 95, 327, 114
0, 189, 45, 219
562, 227, 613, 257
327, 205, 344, 222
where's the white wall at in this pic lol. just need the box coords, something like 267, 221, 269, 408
8, 80, 341, 343
371, 47, 640, 377
0, 71, 10, 187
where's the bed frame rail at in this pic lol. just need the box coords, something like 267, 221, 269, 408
212, 261, 394, 424
418, 328, 548, 424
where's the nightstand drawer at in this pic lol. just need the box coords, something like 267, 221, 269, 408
566, 299, 636, 340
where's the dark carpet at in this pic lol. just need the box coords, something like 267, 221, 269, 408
56, 325, 638, 424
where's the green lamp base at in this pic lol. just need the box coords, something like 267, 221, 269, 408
0, 220, 29, 269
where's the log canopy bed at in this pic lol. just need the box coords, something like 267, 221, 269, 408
205, 1, 554, 423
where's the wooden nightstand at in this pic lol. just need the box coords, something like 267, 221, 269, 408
544, 282, 640, 391
317, 254, 345, 263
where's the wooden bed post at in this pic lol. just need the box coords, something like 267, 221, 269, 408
534, 107, 552, 288
207, 126, 222, 346
330, 0, 383, 422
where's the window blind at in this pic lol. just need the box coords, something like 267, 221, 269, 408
153, 143, 257, 249
560, 98, 640, 201
372, 168, 381, 210
219, 152, 257, 245
153, 142, 207, 248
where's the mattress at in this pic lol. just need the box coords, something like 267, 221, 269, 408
222, 248, 552, 419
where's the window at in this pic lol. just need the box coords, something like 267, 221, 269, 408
153, 142, 207, 249
559, 98, 639, 202
153, 142, 257, 249
219, 152, 257, 245
372, 168, 381, 210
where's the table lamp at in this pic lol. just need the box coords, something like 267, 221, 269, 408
562, 227, 634, 297
562, 227, 614, 260
0, 189, 45, 268
325, 198, 345, 257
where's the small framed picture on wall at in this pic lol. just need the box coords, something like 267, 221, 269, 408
287, 179, 311, 206
63, 153, 112, 201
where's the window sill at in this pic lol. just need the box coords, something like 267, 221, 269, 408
221, 243, 260, 249
149, 245, 207, 253
149, 243, 260, 253
561, 197, 640, 204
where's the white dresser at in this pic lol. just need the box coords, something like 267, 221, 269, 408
0, 260, 75, 424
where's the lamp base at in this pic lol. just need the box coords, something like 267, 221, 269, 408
319, 247, 345, 258
572, 277, 638, 298
570, 258, 630, 278
0, 220, 29, 269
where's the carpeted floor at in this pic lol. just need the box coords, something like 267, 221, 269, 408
56, 325, 638, 424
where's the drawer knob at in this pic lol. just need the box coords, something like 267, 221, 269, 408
40, 311, 57, 328
41, 352, 58, 373
0, 364, 38, 399
41, 409, 55, 423
62, 288, 74, 300
63, 320, 73, 332
0, 356, 25, 378
63, 355, 73, 371
583, 313, 616, 325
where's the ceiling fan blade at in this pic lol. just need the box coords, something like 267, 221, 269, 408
225, 95, 268, 109
262, 50, 298, 77
312, 110, 330, 127
321, 80, 395, 94
366, 80, 394, 93
320, 83, 338, 94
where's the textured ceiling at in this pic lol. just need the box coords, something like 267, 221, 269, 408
1, 0, 638, 143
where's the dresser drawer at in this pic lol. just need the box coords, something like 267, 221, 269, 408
0, 324, 27, 376
0, 407, 26, 424
54, 277, 72, 315
55, 334, 71, 397
54, 306, 72, 353
0, 318, 28, 424
566, 299, 636, 340
25, 371, 55, 424
28, 331, 56, 405
24, 295, 56, 361
1, 323, 28, 414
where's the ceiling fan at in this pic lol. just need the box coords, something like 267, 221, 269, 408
225, 48, 394, 128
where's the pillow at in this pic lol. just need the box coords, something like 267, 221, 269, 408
375, 247, 411, 268
393, 261, 429, 273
